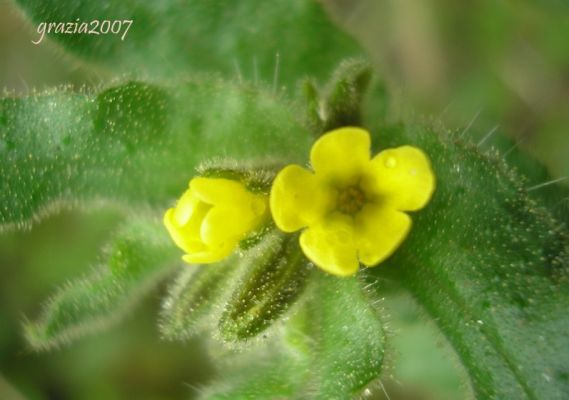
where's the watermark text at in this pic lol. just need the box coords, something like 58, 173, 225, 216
32, 19, 133, 45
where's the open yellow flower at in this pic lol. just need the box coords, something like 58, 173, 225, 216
270, 127, 435, 276
164, 177, 268, 264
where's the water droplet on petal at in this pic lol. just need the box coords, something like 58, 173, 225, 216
384, 157, 397, 168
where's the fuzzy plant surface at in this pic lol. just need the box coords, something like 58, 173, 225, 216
2, 0, 569, 399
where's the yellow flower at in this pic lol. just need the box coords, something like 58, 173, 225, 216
164, 177, 268, 264
270, 127, 435, 277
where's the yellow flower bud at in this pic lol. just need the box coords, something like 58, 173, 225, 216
164, 177, 268, 264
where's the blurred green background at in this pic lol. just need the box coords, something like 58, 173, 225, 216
1, 0, 567, 399
325, 0, 569, 179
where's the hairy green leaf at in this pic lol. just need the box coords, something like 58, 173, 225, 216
321, 58, 372, 132
0, 79, 312, 228
219, 232, 311, 342
16, 0, 361, 86
201, 274, 385, 399
198, 345, 304, 400
474, 131, 569, 224
24, 215, 178, 350
160, 259, 238, 341
162, 232, 312, 345
364, 120, 569, 399
296, 274, 385, 398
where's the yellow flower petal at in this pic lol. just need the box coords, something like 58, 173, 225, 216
172, 190, 212, 241
299, 212, 359, 276
182, 243, 234, 264
310, 127, 371, 184
355, 204, 411, 266
190, 177, 251, 205
270, 165, 332, 232
200, 203, 264, 247
171, 189, 200, 225
163, 207, 209, 254
366, 146, 435, 211
164, 208, 185, 249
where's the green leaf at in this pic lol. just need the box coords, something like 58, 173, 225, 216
16, 0, 361, 86
491, 135, 569, 224
380, 290, 471, 399
299, 59, 374, 136
219, 232, 311, 342
198, 345, 305, 400
159, 258, 238, 341
321, 59, 372, 132
24, 215, 178, 350
299, 78, 324, 135
201, 274, 385, 399
0, 78, 312, 229
162, 232, 313, 344
365, 121, 569, 399
296, 274, 385, 398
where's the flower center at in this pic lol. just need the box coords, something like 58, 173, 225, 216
336, 185, 366, 215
